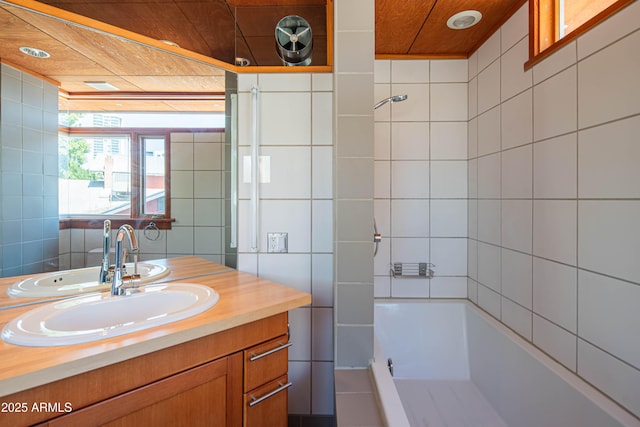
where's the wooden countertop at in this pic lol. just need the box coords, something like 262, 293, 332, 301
0, 256, 232, 310
0, 257, 311, 397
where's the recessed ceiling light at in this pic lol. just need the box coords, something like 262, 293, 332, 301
19, 46, 50, 58
84, 81, 120, 91
447, 10, 482, 30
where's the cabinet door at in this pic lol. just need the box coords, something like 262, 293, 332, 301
243, 375, 290, 427
46, 353, 242, 427
243, 335, 289, 392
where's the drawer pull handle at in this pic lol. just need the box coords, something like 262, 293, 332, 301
249, 382, 293, 407
250, 342, 292, 361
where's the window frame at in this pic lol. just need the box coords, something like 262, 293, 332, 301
526, 0, 635, 69
59, 126, 173, 230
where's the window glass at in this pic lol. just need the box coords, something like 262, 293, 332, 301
59, 133, 131, 215
141, 136, 166, 216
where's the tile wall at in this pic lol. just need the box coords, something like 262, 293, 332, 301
467, 2, 640, 418
0, 63, 59, 277
59, 131, 226, 269
373, 59, 468, 299
235, 73, 335, 416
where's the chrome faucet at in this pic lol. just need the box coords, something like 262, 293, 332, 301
111, 224, 140, 296
99, 220, 112, 285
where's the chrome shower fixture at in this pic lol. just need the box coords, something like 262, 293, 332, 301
373, 94, 408, 110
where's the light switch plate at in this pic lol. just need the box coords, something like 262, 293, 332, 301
267, 232, 288, 253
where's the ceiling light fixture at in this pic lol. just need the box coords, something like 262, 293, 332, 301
84, 81, 120, 91
19, 46, 51, 58
447, 10, 482, 30
160, 40, 180, 48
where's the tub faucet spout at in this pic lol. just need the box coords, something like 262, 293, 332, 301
98, 220, 112, 285
111, 224, 141, 296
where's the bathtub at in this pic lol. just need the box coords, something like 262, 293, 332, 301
371, 299, 640, 427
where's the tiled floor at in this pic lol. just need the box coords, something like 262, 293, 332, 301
334, 369, 383, 427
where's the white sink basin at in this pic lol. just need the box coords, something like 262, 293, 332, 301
7, 262, 170, 298
1, 283, 219, 346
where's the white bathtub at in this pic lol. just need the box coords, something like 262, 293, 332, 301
372, 299, 640, 427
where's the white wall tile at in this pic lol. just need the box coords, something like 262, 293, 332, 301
391, 83, 429, 122
578, 201, 640, 284
430, 60, 468, 83
578, 340, 640, 419
259, 73, 311, 91
391, 122, 429, 160
312, 307, 334, 361
468, 51, 478, 79
312, 92, 333, 145
577, 0, 640, 59
468, 238, 478, 280
374, 161, 390, 199
578, 116, 640, 199
477, 153, 501, 199
477, 31, 501, 72
391, 199, 429, 237
501, 248, 532, 309
260, 200, 310, 253
468, 159, 478, 199
259, 146, 310, 198
478, 200, 501, 245
431, 122, 467, 160
170, 141, 193, 170
533, 314, 576, 371
194, 142, 222, 170
501, 145, 532, 199
391, 277, 429, 298
430, 161, 467, 199
312, 362, 335, 415
533, 66, 577, 141
194, 171, 222, 198
501, 37, 532, 101
468, 278, 478, 304
374, 60, 391, 83
167, 226, 194, 254
478, 61, 501, 114
477, 284, 501, 319
501, 297, 532, 340
477, 242, 501, 292
501, 89, 533, 150
533, 200, 577, 266
374, 276, 391, 298
375, 122, 391, 160
391, 237, 429, 265
312, 73, 333, 91
533, 258, 577, 332
501, 4, 528, 52
288, 361, 311, 413
312, 146, 333, 198
312, 254, 334, 307
430, 238, 467, 276
468, 198, 478, 240
578, 30, 640, 128
577, 263, 640, 376
468, 77, 478, 120
501, 200, 532, 254
430, 276, 468, 298
431, 83, 468, 121
532, 42, 577, 85
259, 254, 311, 293
430, 200, 467, 237
533, 133, 577, 199
391, 60, 429, 83
477, 106, 501, 156
391, 161, 429, 198
312, 200, 333, 253
260, 92, 311, 145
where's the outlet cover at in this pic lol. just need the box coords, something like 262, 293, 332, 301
267, 232, 288, 253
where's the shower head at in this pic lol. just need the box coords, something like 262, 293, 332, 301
373, 94, 408, 110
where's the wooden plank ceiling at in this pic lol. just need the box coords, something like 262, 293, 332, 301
0, 0, 523, 111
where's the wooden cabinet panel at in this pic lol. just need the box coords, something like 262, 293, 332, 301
44, 352, 243, 427
243, 375, 289, 427
243, 335, 289, 392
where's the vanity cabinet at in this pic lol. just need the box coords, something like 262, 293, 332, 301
243, 335, 291, 427
2, 313, 289, 427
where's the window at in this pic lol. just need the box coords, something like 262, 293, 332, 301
59, 129, 169, 221
58, 111, 224, 230
528, 0, 634, 67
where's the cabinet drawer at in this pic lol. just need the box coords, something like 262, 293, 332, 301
243, 375, 290, 427
243, 335, 289, 392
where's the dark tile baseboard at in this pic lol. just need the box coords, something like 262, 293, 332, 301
288, 414, 336, 427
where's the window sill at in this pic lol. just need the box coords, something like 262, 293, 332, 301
59, 218, 175, 230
